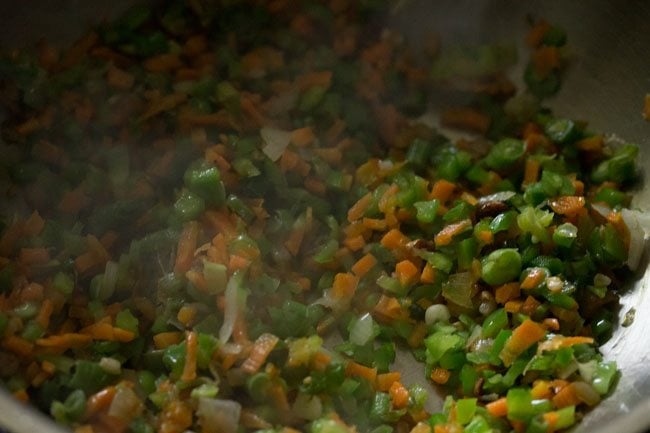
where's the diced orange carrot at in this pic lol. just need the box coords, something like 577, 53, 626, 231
576, 135, 604, 152
573, 179, 585, 196
285, 226, 306, 256
381, 228, 408, 250
228, 255, 251, 272
347, 193, 373, 222
373, 295, 403, 322
296, 70, 332, 91
407, 322, 428, 348
526, 19, 551, 48
343, 223, 365, 244
143, 53, 182, 72
279, 149, 300, 173
486, 397, 508, 417
532, 46, 560, 78
2, 335, 34, 356
429, 179, 456, 202
313, 147, 342, 165
434, 219, 472, 247
542, 318, 560, 331
241, 333, 280, 374
552, 382, 582, 409
510, 419, 526, 432
500, 319, 546, 367
153, 332, 183, 350
23, 211, 45, 237
311, 351, 332, 371
86, 386, 117, 417
420, 264, 436, 284
58, 186, 91, 214
523, 158, 541, 186
331, 272, 359, 298
549, 196, 586, 216
290, 127, 315, 147
35, 333, 91, 350
98, 324, 134, 342
395, 259, 419, 287
343, 235, 366, 252
378, 184, 399, 213
0, 221, 24, 256
543, 411, 559, 431
19, 247, 50, 266
389, 381, 410, 409
477, 230, 494, 244
521, 295, 542, 316
107, 64, 134, 90
346, 361, 377, 383
441, 108, 491, 134
13, 389, 29, 403
81, 322, 113, 340
376, 372, 401, 392
241, 94, 270, 127
362, 217, 387, 231
430, 368, 451, 385
495, 282, 521, 304
174, 221, 199, 275
352, 253, 377, 277
521, 268, 546, 290
181, 331, 198, 382
35, 299, 53, 329
19, 282, 43, 303
177, 305, 197, 327
531, 380, 553, 399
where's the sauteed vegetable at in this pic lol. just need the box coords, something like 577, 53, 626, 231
0, 2, 643, 433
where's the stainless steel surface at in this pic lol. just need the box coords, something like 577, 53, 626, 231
1, 2, 649, 433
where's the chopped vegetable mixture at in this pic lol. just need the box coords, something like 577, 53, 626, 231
0, 2, 644, 433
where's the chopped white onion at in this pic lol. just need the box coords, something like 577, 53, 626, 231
292, 393, 323, 420
266, 90, 298, 116
557, 359, 579, 380
465, 325, 483, 349
102, 261, 119, 298
425, 304, 451, 325
108, 386, 143, 420
591, 203, 611, 219
349, 313, 375, 346
573, 381, 601, 406
478, 191, 516, 204
99, 357, 122, 375
197, 398, 241, 433
378, 159, 394, 170
546, 276, 563, 293
261, 127, 292, 162
219, 275, 240, 343
578, 360, 598, 383
622, 208, 648, 271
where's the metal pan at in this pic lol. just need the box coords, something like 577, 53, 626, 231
0, 1, 649, 432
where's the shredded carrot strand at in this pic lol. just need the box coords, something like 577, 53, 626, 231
434, 219, 472, 247
174, 221, 199, 275
347, 193, 373, 223
181, 331, 198, 382
241, 333, 280, 374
